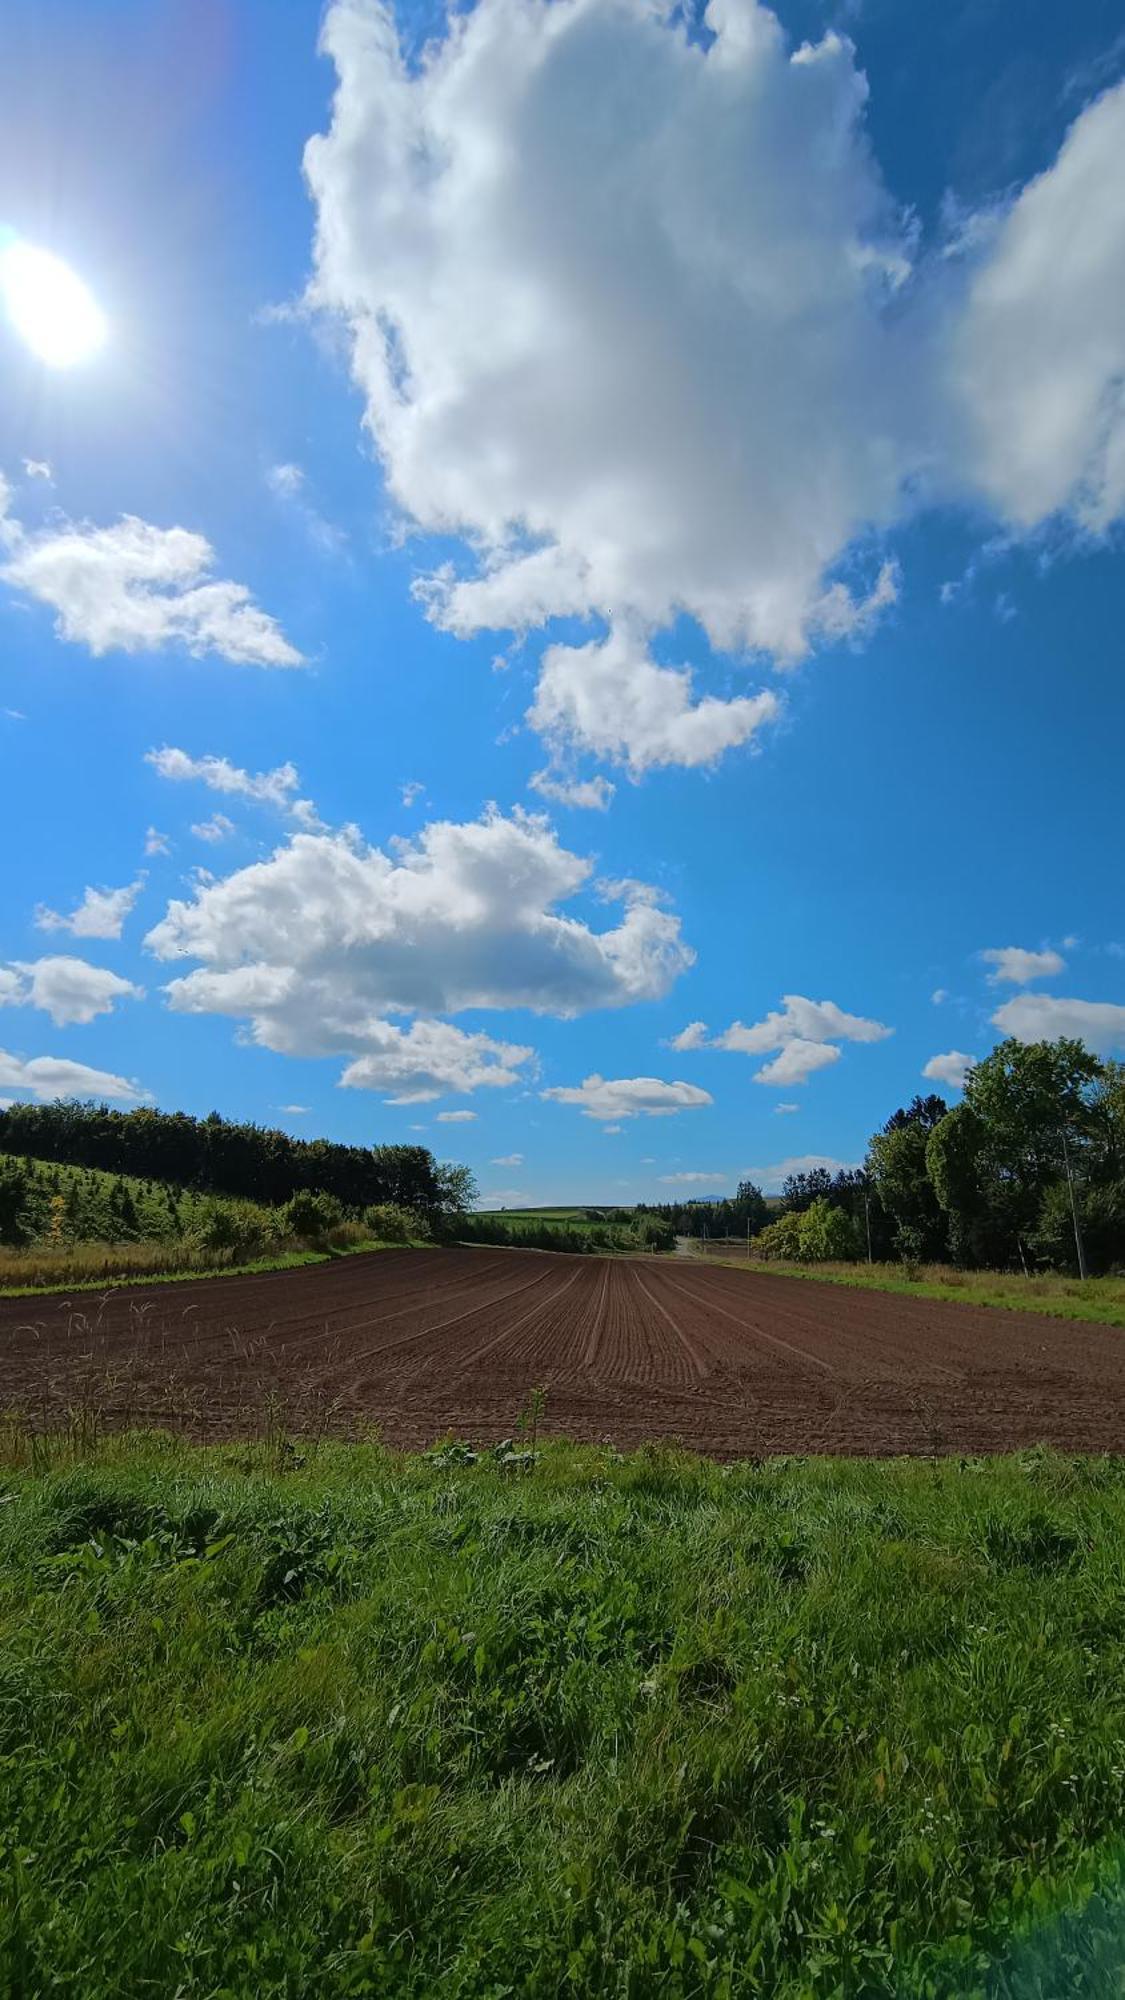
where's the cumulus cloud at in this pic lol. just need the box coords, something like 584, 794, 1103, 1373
991, 994, 1125, 1052
980, 945, 1065, 986
2, 511, 302, 667
492, 1152, 524, 1166
541, 1074, 712, 1121
146, 746, 320, 826
148, 808, 689, 1024
922, 1050, 975, 1089
304, 2, 1125, 786
528, 625, 780, 774
0, 1048, 148, 1103
400, 780, 424, 808
528, 769, 615, 812
144, 827, 171, 858
753, 1039, 841, 1087
436, 1108, 478, 1122
950, 82, 1125, 533
675, 993, 891, 1086
36, 878, 144, 941
276, 1104, 310, 1115
306, 0, 914, 674
2, 956, 143, 1028
340, 1020, 533, 1101
775, 1102, 800, 1115
143, 807, 688, 1096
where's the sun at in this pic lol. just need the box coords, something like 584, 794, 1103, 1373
0, 239, 107, 367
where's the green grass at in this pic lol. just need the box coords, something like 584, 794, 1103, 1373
3, 1434, 1125, 1994
709, 1256, 1125, 1329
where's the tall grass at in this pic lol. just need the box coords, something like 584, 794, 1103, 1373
3, 1436, 1125, 1993
711, 1254, 1125, 1327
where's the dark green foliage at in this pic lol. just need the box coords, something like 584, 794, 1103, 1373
3, 1441, 1125, 1994
0, 1099, 467, 1225
641, 1181, 769, 1241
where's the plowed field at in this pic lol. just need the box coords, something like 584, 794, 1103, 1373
3, 1247, 1124, 1455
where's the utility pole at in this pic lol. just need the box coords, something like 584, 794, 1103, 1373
1061, 1120, 1089, 1280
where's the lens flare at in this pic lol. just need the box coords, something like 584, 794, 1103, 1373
0, 239, 107, 367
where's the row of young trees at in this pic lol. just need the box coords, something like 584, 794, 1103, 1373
759, 1037, 1124, 1274
0, 1100, 476, 1228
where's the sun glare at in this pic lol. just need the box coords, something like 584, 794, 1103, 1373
0, 239, 107, 367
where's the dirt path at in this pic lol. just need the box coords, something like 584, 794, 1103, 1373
2, 1248, 1124, 1456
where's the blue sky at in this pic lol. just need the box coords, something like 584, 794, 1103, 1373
1, 0, 1123, 1205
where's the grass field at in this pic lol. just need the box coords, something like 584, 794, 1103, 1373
704, 1255, 1125, 1329
3, 1433, 1125, 1994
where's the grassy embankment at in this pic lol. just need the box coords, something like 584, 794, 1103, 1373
704, 1253, 1125, 1330
2, 1431, 1125, 1994
0, 1153, 428, 1297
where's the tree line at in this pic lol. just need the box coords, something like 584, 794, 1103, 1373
757, 1037, 1124, 1273
0, 1099, 475, 1228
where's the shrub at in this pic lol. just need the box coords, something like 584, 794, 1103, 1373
325, 1218, 371, 1250
283, 1189, 344, 1247
363, 1202, 430, 1244
754, 1212, 803, 1261
797, 1198, 858, 1264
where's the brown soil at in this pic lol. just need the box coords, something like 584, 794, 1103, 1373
2, 1247, 1124, 1456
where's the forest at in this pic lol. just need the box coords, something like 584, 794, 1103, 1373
0, 1099, 472, 1224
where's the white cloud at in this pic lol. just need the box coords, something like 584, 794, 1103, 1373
306, 0, 914, 673
659, 1171, 728, 1185
528, 768, 615, 811
602, 1123, 622, 1135
492, 1152, 524, 1166
146, 746, 320, 825
36, 877, 144, 940
991, 994, 1125, 1053
931, 987, 948, 1005
922, 1050, 975, 1089
741, 1152, 854, 1193
401, 780, 424, 808
0, 1048, 148, 1103
980, 945, 1065, 986
22, 458, 52, 481
676, 993, 890, 1086
276, 1104, 310, 1115
146, 809, 691, 1074
774, 1101, 800, 1115
542, 1074, 712, 1121
753, 1039, 841, 1087
479, 1188, 528, 1206
145, 826, 171, 857
528, 625, 780, 774
305, 3, 1125, 791
339, 1020, 534, 1102
436, 1108, 477, 1122
3, 956, 143, 1027
2, 512, 302, 667
191, 814, 236, 844
950, 81, 1125, 534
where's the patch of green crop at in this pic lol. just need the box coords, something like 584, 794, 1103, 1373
3, 1437, 1125, 1994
